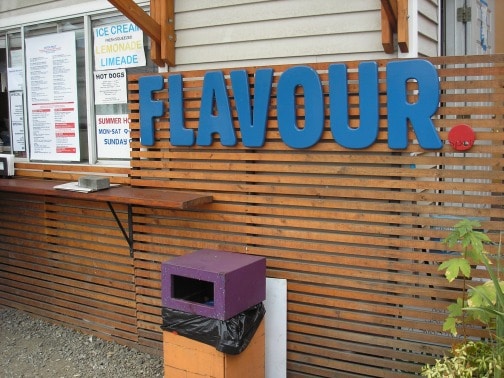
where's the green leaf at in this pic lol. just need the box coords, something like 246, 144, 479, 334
464, 306, 492, 324
448, 298, 464, 317
468, 282, 496, 308
443, 316, 458, 336
439, 258, 472, 282
443, 299, 464, 336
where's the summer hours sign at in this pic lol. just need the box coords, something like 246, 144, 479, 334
139, 60, 443, 151
96, 115, 130, 159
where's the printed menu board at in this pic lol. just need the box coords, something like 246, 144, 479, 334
25, 31, 80, 161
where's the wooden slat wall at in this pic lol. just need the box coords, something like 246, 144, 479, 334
0, 163, 136, 342
0, 54, 502, 377
0, 192, 137, 347
126, 54, 504, 377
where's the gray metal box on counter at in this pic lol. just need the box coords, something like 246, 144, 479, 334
78, 175, 110, 191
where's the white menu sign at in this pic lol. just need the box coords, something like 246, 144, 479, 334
25, 31, 80, 161
96, 114, 131, 159
94, 69, 127, 105
9, 91, 25, 152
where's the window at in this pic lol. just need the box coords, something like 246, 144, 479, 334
0, 8, 156, 164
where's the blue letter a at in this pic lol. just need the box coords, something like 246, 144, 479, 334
196, 71, 236, 146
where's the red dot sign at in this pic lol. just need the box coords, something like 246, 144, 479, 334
448, 124, 475, 151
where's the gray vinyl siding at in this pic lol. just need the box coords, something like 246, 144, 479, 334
173, 0, 388, 70
418, 0, 439, 57
0, 0, 80, 15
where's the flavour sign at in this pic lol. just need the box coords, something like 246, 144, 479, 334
139, 60, 443, 150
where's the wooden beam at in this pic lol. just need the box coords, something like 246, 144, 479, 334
109, 0, 175, 67
108, 0, 161, 44
380, 0, 397, 31
397, 0, 409, 53
381, 7, 394, 54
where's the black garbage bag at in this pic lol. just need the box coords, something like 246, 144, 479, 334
161, 303, 265, 355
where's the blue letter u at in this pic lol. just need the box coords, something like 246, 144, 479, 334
329, 62, 379, 149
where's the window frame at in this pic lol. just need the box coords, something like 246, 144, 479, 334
0, 2, 153, 167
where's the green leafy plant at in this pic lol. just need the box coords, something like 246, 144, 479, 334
421, 219, 504, 378
421, 341, 503, 378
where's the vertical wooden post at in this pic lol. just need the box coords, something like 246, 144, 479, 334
397, 0, 409, 53
161, 0, 176, 66
381, 7, 394, 54
150, 0, 164, 66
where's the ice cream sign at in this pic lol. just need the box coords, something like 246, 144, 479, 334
94, 22, 146, 70
139, 59, 443, 150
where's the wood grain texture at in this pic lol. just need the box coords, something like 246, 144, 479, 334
1, 54, 503, 376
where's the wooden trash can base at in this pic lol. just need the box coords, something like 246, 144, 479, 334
163, 319, 265, 378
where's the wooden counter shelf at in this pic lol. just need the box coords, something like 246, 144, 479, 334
0, 178, 213, 256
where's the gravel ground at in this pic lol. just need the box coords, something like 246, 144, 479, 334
0, 306, 164, 377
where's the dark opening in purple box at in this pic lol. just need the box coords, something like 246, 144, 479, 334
172, 275, 214, 306
162, 249, 266, 320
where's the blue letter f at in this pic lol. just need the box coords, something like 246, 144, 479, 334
139, 75, 164, 146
